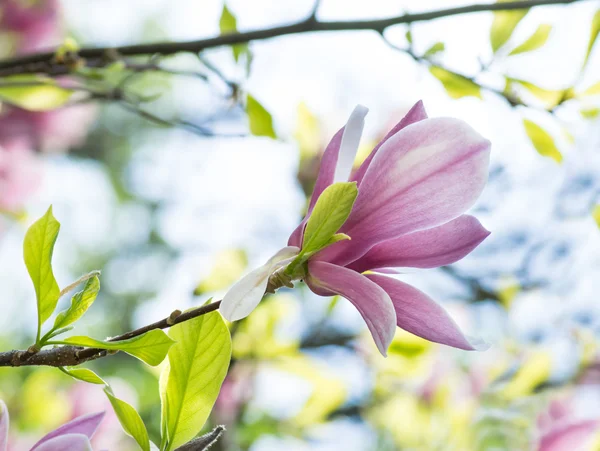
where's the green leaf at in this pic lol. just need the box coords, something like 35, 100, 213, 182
53, 275, 100, 330
219, 4, 248, 63
60, 366, 106, 385
423, 42, 445, 57
593, 204, 600, 228
506, 78, 569, 109
246, 94, 276, 138
581, 107, 600, 119
429, 66, 482, 99
490, 1, 529, 52
24, 206, 61, 337
160, 312, 231, 451
0, 75, 74, 111
44, 326, 75, 341
105, 387, 150, 451
62, 329, 175, 366
584, 10, 600, 69
582, 81, 600, 96
302, 182, 358, 256
523, 119, 562, 163
508, 24, 551, 55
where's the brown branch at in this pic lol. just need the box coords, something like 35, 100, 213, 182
0, 300, 221, 367
0, 0, 588, 77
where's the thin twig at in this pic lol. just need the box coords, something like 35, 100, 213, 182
0, 0, 588, 77
0, 301, 222, 367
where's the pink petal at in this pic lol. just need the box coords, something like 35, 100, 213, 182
348, 215, 490, 273
287, 128, 343, 248
366, 274, 487, 351
34, 434, 92, 451
307, 128, 344, 213
31, 412, 104, 450
289, 106, 368, 247
318, 117, 491, 266
538, 420, 600, 451
0, 401, 8, 451
352, 100, 428, 186
306, 261, 396, 356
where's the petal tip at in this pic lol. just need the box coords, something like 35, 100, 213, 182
466, 335, 490, 351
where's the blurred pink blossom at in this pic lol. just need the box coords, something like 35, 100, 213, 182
0, 0, 61, 54
0, 140, 42, 212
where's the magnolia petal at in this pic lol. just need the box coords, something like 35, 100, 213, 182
31, 412, 104, 450
352, 100, 427, 186
319, 117, 491, 266
366, 274, 488, 351
539, 420, 600, 451
34, 434, 93, 451
289, 106, 368, 247
287, 219, 306, 248
306, 261, 396, 356
348, 215, 490, 273
333, 105, 369, 184
0, 401, 8, 451
307, 128, 344, 212
220, 246, 299, 322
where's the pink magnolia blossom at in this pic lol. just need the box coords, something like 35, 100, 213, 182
0, 400, 104, 451
537, 420, 600, 451
221, 101, 491, 356
0, 105, 97, 153
0, 140, 42, 211
0, 0, 61, 54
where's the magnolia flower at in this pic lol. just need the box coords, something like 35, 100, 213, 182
538, 420, 600, 451
0, 400, 104, 451
0, 141, 42, 212
221, 101, 491, 356
0, 0, 61, 54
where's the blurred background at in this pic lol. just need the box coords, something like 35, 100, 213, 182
1, 0, 600, 449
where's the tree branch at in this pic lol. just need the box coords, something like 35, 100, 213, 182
0, 0, 588, 77
0, 300, 222, 368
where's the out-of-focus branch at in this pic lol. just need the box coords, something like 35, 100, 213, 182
0, 301, 222, 368
0, 0, 588, 77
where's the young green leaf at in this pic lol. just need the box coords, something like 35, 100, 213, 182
61, 329, 175, 366
160, 312, 231, 451
423, 42, 445, 57
593, 205, 600, 228
53, 275, 100, 330
219, 4, 249, 63
246, 94, 276, 138
490, 2, 529, 53
581, 107, 600, 119
584, 10, 600, 69
0, 75, 74, 111
582, 81, 600, 97
505, 78, 567, 109
44, 326, 75, 341
508, 24, 551, 55
523, 119, 562, 163
429, 66, 482, 100
24, 206, 61, 338
60, 366, 106, 385
302, 182, 358, 256
105, 387, 150, 451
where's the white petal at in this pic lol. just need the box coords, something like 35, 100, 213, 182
220, 246, 299, 322
333, 105, 369, 183
220, 266, 272, 322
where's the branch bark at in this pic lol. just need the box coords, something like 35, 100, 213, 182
0, 300, 221, 368
0, 0, 588, 77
